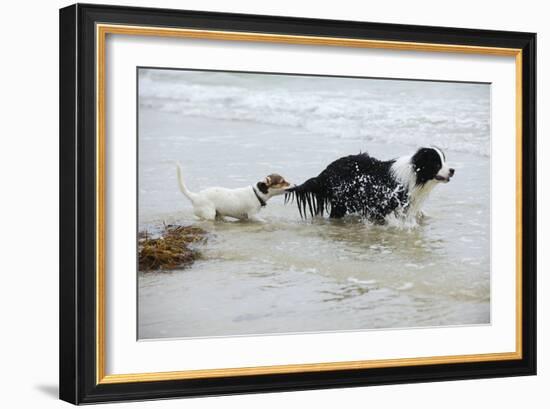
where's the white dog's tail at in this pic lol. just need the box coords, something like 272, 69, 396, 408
176, 163, 197, 203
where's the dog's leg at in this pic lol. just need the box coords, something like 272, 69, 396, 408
195, 207, 216, 221
329, 202, 347, 219
248, 214, 266, 223
215, 211, 227, 222
245, 209, 264, 222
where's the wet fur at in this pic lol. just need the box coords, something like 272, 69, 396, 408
285, 148, 453, 223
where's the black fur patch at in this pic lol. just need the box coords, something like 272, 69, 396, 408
256, 181, 269, 194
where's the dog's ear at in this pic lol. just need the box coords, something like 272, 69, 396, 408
257, 181, 269, 194
265, 176, 272, 186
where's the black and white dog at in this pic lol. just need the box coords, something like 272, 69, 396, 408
285, 147, 454, 223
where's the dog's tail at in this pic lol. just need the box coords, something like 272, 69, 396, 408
176, 163, 197, 203
284, 177, 330, 218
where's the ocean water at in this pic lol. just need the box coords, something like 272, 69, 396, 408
138, 69, 491, 339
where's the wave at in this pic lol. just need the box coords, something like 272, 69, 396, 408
139, 70, 490, 157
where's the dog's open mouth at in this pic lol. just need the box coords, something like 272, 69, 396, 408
435, 175, 450, 182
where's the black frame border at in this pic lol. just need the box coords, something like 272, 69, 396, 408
59, 3, 536, 404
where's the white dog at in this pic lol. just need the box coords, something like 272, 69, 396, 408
176, 164, 291, 221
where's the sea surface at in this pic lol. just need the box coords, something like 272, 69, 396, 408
138, 69, 491, 339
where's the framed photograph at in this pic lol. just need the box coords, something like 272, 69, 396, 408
59, 3, 536, 404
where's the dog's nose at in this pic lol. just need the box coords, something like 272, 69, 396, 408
449, 168, 455, 177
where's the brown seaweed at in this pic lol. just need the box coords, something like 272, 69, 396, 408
138, 224, 207, 271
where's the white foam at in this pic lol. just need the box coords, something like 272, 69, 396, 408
139, 70, 490, 157
347, 277, 377, 285
397, 282, 414, 291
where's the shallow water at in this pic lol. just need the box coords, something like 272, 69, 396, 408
138, 70, 490, 339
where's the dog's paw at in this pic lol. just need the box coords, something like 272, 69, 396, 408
248, 216, 266, 223
416, 210, 430, 222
